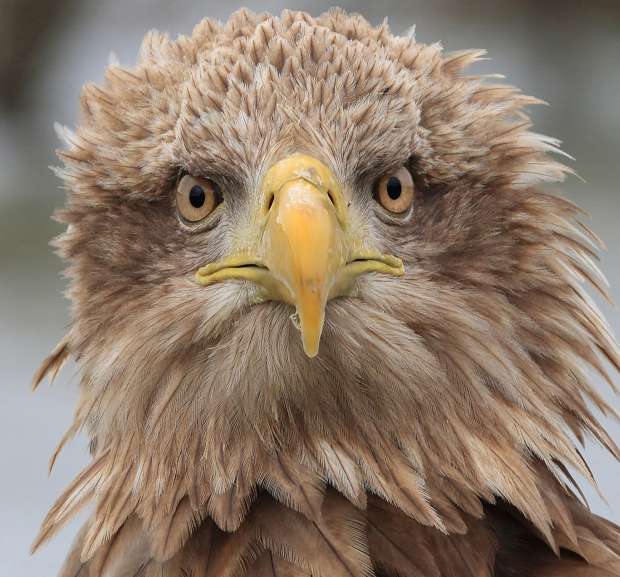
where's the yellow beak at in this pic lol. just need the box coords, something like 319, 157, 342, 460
260, 156, 348, 356
196, 155, 404, 357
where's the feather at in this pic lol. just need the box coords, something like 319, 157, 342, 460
531, 560, 620, 577
201, 491, 373, 577
260, 454, 325, 522
32, 450, 108, 553
207, 477, 255, 532
58, 522, 90, 577
368, 494, 497, 577
368, 497, 442, 577
55, 488, 620, 577
255, 491, 372, 577
148, 496, 205, 561
314, 441, 366, 509
89, 516, 150, 577
32, 335, 70, 390
246, 552, 311, 577
352, 435, 444, 531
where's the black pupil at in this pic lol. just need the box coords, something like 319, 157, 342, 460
386, 176, 402, 200
189, 185, 206, 208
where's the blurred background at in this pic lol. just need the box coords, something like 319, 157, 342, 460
0, 0, 618, 574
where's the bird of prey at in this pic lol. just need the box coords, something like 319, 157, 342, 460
32, 8, 620, 577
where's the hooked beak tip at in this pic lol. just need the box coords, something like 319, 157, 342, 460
296, 298, 326, 358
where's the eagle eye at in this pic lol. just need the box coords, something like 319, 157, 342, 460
176, 175, 221, 222
374, 166, 415, 214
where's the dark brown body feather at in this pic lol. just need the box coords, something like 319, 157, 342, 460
58, 479, 620, 577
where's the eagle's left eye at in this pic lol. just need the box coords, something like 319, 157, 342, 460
374, 166, 415, 214
176, 175, 221, 222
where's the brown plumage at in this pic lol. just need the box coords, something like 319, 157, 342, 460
33, 8, 620, 577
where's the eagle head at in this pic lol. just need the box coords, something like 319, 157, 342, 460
33, 9, 619, 572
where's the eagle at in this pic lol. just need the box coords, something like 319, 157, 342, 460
32, 8, 620, 577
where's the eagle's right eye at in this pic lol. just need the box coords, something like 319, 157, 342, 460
176, 175, 221, 222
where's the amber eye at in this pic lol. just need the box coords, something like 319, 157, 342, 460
374, 166, 415, 214
176, 175, 221, 222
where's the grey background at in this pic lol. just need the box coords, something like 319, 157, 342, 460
0, 0, 618, 575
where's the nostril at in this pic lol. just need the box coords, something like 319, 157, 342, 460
327, 190, 336, 206
266, 193, 275, 212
